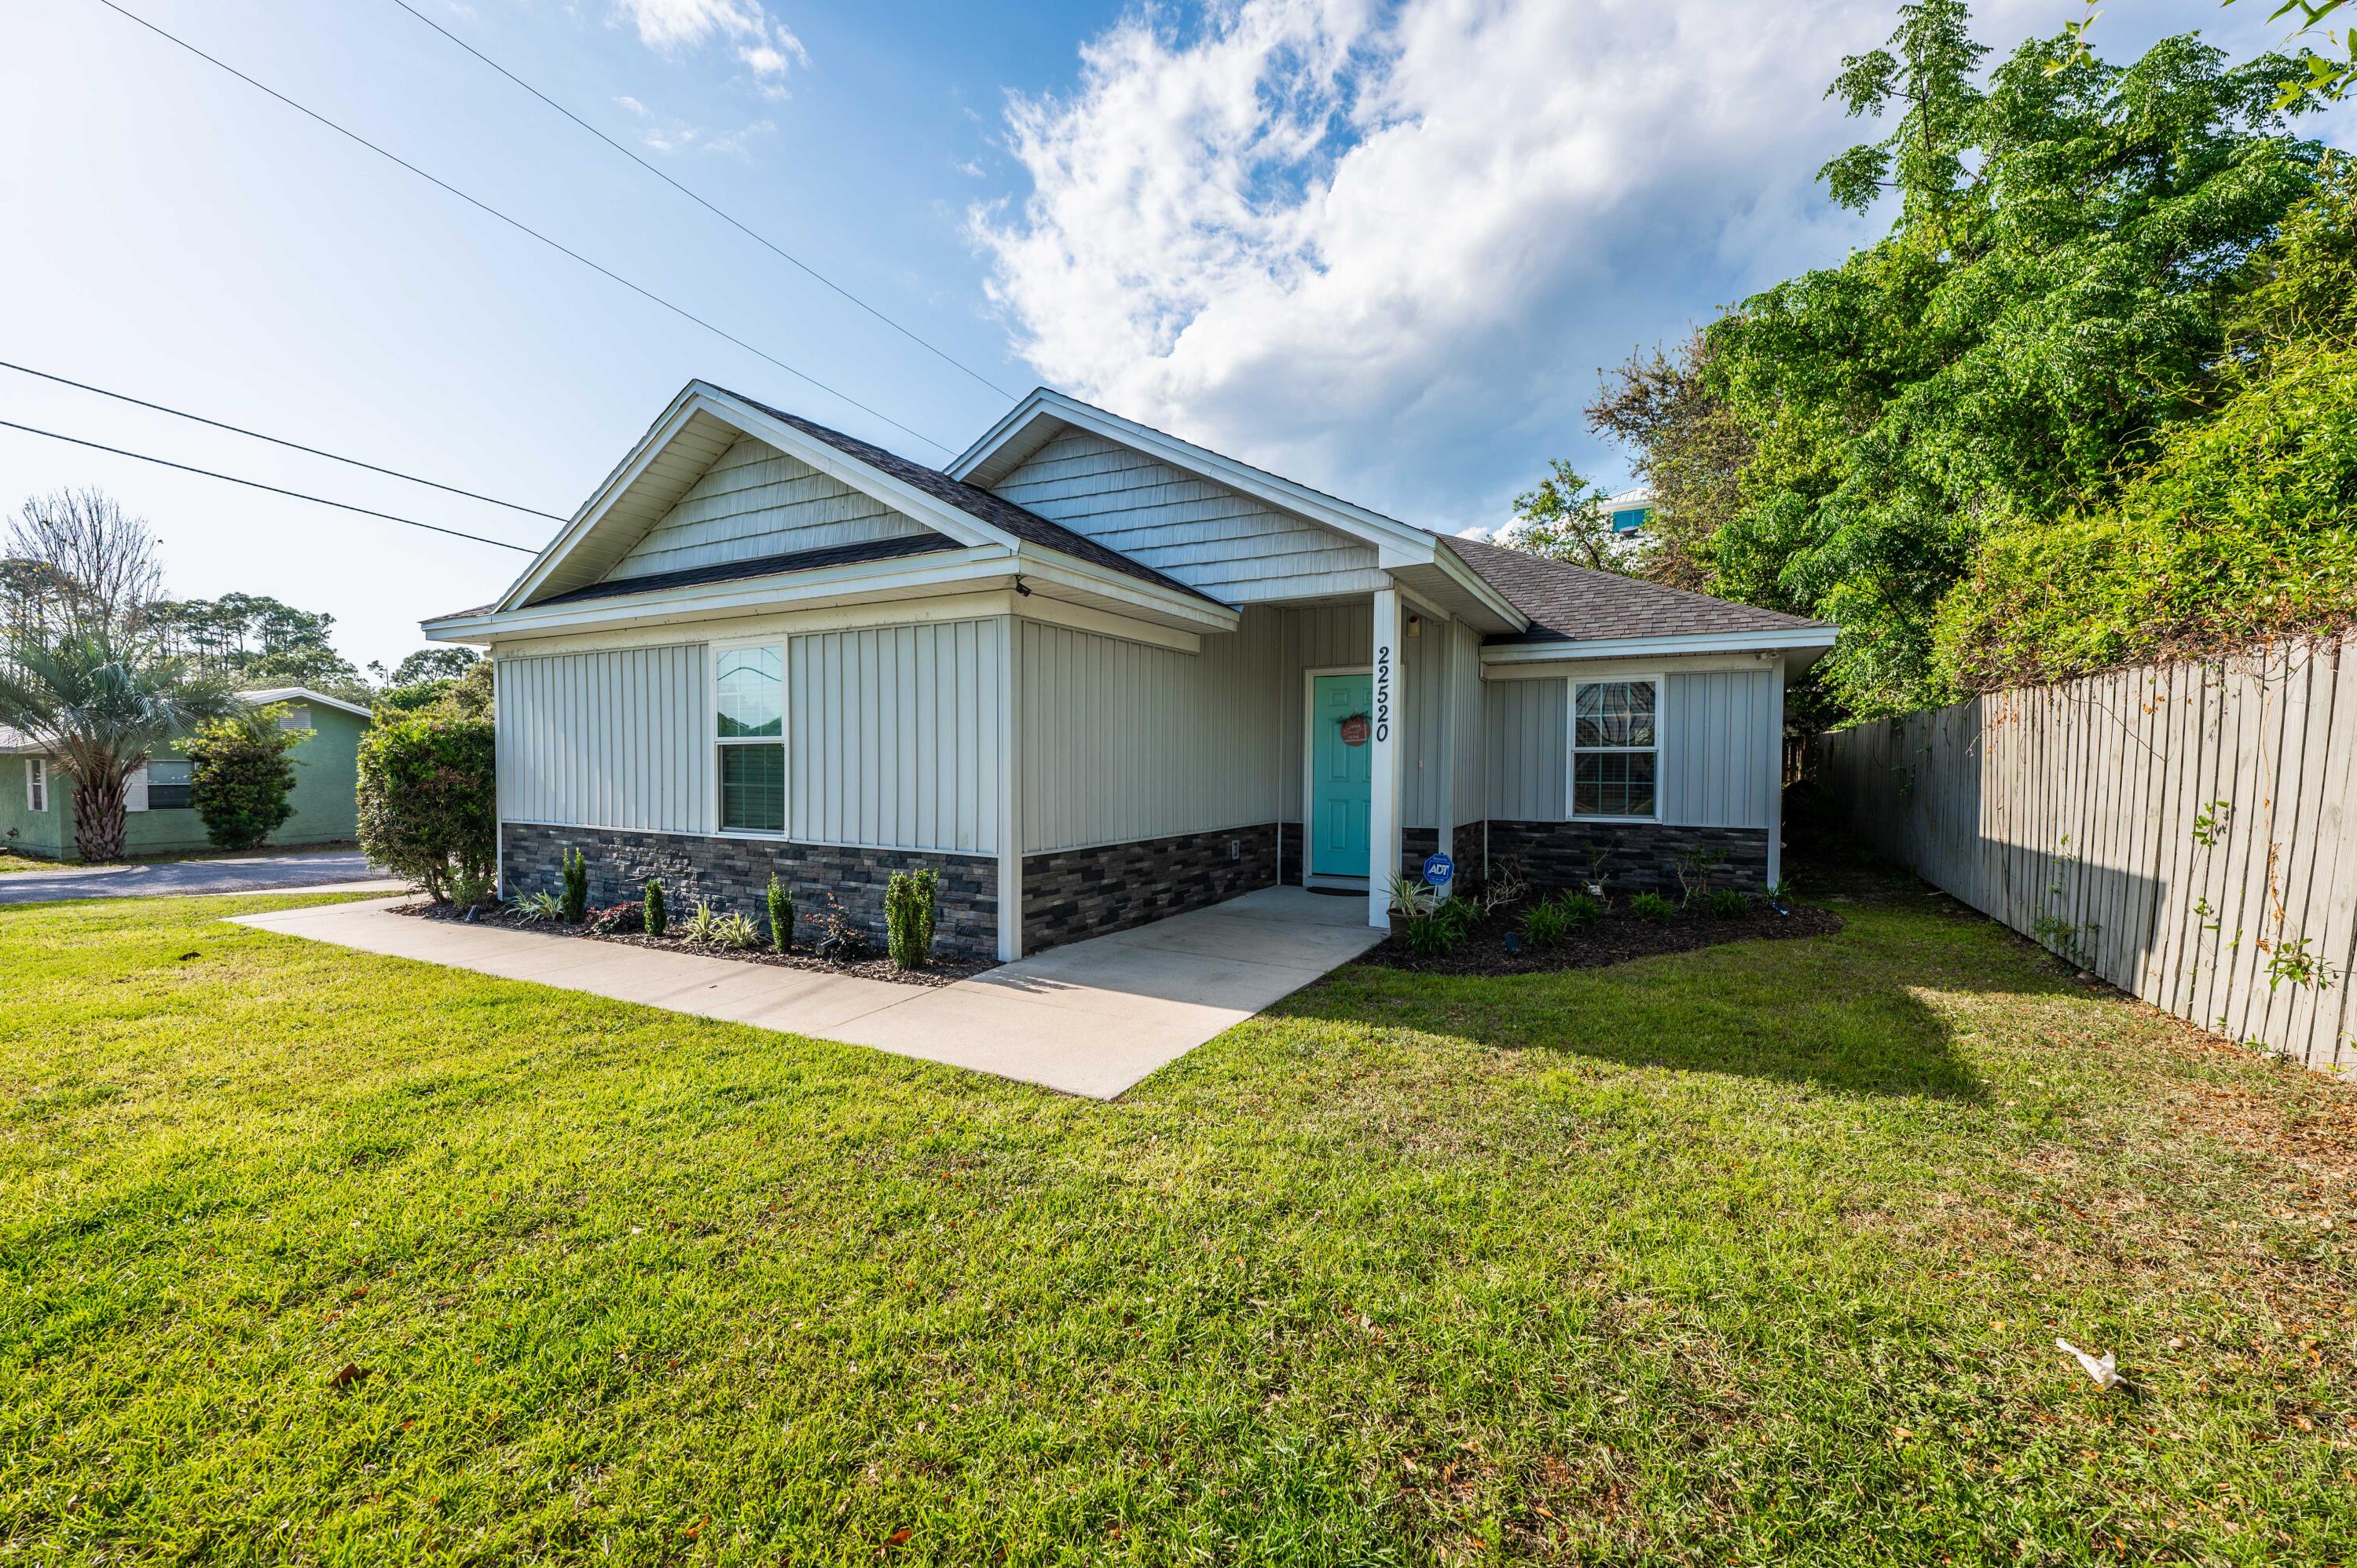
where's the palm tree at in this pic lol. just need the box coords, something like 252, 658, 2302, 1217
0, 633, 235, 863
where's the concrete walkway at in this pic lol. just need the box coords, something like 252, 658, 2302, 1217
0, 850, 404, 905
227, 887, 1384, 1098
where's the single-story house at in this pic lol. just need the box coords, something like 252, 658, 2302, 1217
1, 687, 371, 862
423, 382, 1833, 962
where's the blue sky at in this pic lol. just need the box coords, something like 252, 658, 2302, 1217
2, 0, 2345, 672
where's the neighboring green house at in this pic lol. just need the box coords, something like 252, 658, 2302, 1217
0, 687, 371, 863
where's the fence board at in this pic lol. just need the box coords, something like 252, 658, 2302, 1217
1815, 635, 2355, 1077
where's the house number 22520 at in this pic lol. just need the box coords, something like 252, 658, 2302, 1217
1373, 645, 1391, 743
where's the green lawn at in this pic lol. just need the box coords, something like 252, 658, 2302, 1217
0, 850, 51, 874
4, 874, 2352, 1565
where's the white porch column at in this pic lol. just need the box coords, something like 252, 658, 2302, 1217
1433, 618, 1456, 899
995, 614, 1025, 962
1369, 585, 1405, 930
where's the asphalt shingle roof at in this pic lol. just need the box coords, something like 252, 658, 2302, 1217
531, 534, 960, 608
1439, 533, 1830, 645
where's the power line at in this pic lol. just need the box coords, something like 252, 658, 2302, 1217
0, 418, 538, 552
0, 359, 566, 521
90, 0, 960, 458
386, 0, 1018, 403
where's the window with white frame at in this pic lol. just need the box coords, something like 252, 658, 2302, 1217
26, 757, 47, 814
715, 646, 785, 833
277, 705, 312, 731
148, 757, 194, 810
1571, 678, 1659, 819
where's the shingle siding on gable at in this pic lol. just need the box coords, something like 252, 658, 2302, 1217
606, 434, 933, 583
988, 428, 1384, 604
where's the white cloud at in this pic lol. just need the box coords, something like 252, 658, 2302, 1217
614, 93, 649, 116
970, 0, 2265, 532
610, 2, 808, 93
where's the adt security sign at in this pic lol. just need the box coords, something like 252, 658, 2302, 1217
1421, 852, 1455, 886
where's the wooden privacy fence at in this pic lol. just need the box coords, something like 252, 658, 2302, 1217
1814, 634, 2357, 1076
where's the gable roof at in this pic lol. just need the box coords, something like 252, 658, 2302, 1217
1441, 534, 1831, 647
478, 383, 1215, 621
236, 687, 375, 719
949, 387, 1528, 633
713, 389, 1216, 604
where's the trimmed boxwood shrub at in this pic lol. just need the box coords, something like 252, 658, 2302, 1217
356, 713, 495, 905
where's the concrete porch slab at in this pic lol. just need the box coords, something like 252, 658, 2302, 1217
226, 886, 1384, 1099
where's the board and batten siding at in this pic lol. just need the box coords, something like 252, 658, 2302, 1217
498, 643, 713, 834
788, 619, 1003, 854
1019, 612, 1281, 853
1482, 667, 1779, 828
606, 434, 933, 582
990, 428, 1385, 604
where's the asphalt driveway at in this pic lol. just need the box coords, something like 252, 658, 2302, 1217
0, 851, 404, 905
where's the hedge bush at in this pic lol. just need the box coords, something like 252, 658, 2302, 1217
356, 713, 495, 905
185, 708, 306, 852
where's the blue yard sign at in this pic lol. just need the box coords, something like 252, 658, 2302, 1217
1422, 852, 1455, 886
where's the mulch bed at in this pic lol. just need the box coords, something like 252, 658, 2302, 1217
390, 900, 995, 988
1362, 900, 1845, 976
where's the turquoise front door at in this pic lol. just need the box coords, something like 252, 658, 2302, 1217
1310, 673, 1374, 878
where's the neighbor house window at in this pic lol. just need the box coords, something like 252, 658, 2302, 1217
715, 646, 785, 833
147, 757, 194, 810
26, 758, 47, 814
1571, 679, 1659, 819
277, 705, 311, 731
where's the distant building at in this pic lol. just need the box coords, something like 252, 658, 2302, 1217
1605, 488, 1654, 534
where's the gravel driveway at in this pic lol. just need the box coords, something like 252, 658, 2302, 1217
0, 851, 405, 906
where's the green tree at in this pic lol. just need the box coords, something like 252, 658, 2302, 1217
1495, 460, 1627, 573
185, 705, 308, 852
1659, 2, 2321, 717
148, 592, 368, 700
384, 647, 479, 686
0, 634, 234, 861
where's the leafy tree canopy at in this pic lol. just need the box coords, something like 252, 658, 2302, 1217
1586, 0, 2332, 720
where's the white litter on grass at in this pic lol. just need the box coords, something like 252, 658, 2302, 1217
2056, 1337, 2122, 1389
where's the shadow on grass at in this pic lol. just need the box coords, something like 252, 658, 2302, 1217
1279, 895, 2072, 1102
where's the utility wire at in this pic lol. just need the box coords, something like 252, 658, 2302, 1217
0, 419, 538, 552
386, 0, 1017, 402
0, 359, 566, 521
91, 0, 959, 458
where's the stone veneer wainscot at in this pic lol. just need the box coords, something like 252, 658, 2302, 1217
1024, 823, 1281, 951
501, 822, 998, 961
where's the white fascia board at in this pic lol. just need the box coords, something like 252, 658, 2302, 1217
430, 547, 1011, 642
1420, 549, 1529, 634
425, 542, 1237, 646
494, 383, 1017, 616
496, 385, 708, 614
952, 390, 1446, 562
1479, 625, 1838, 666
235, 687, 374, 719
1006, 544, 1240, 634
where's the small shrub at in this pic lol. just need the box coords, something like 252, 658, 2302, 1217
1707, 888, 1753, 918
588, 902, 643, 936
682, 903, 760, 951
447, 863, 497, 910
356, 713, 496, 904
1673, 844, 1730, 907
885, 866, 940, 970
1386, 872, 1439, 918
1629, 891, 1679, 924
561, 849, 588, 922
185, 707, 304, 852
643, 879, 669, 939
1523, 900, 1570, 947
1434, 895, 1479, 939
766, 873, 793, 952
514, 891, 566, 922
1404, 910, 1457, 955
1560, 892, 1603, 929
805, 893, 870, 962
